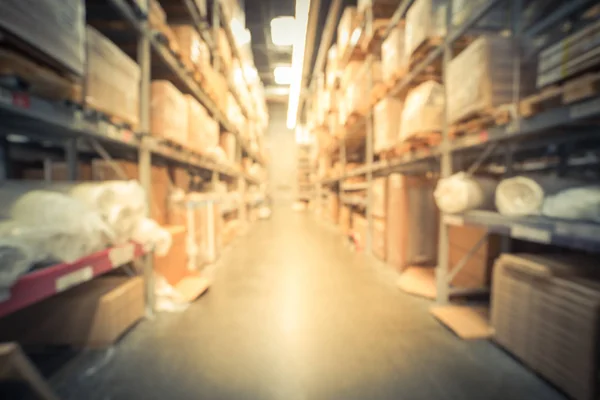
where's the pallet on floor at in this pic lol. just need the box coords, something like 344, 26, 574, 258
449, 106, 512, 139
0, 48, 82, 103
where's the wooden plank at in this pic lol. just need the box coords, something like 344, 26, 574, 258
397, 266, 437, 299
430, 305, 494, 340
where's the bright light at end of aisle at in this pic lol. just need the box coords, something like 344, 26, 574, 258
270, 16, 296, 46
286, 0, 311, 130
274, 66, 293, 85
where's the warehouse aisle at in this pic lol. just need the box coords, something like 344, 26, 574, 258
52, 208, 564, 400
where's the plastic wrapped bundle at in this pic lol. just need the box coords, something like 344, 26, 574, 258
405, 0, 447, 59
151, 80, 189, 146
382, 24, 406, 82
496, 175, 582, 217
542, 186, 600, 222
434, 173, 498, 214
132, 218, 173, 256
400, 81, 444, 142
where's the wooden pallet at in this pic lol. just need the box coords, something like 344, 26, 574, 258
395, 133, 441, 154
519, 85, 563, 118
0, 48, 82, 103
562, 72, 600, 105
449, 106, 512, 138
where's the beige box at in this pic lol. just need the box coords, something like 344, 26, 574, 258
220, 132, 237, 162
447, 36, 516, 125
372, 217, 386, 261
0, 277, 144, 348
400, 81, 444, 141
374, 97, 403, 153
386, 174, 438, 272
337, 7, 358, 58
382, 24, 407, 82
346, 61, 382, 117
372, 177, 387, 218
155, 226, 188, 286
172, 25, 210, 72
186, 95, 208, 154
405, 0, 446, 58
85, 26, 140, 128
151, 80, 189, 146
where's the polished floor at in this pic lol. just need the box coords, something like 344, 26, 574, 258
51, 208, 564, 400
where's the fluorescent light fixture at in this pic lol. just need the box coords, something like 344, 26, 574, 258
274, 66, 292, 85
231, 19, 251, 45
270, 16, 296, 46
286, 0, 311, 129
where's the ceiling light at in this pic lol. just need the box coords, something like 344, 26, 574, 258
286, 0, 311, 129
274, 66, 292, 85
270, 16, 296, 46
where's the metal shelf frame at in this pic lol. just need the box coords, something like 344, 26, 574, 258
317, 0, 600, 305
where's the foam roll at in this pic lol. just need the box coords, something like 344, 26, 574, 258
542, 186, 600, 222
495, 175, 582, 217
434, 173, 497, 214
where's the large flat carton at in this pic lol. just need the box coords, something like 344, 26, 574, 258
86, 27, 141, 129
337, 7, 359, 58
0, 0, 85, 76
400, 81, 444, 142
447, 36, 516, 125
151, 81, 189, 146
448, 225, 500, 288
382, 24, 407, 82
172, 25, 210, 72
386, 174, 438, 272
405, 0, 447, 59
374, 97, 403, 153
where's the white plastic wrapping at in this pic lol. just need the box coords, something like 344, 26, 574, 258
434, 173, 498, 214
542, 186, 600, 222
496, 175, 582, 217
400, 81, 445, 141
132, 218, 172, 256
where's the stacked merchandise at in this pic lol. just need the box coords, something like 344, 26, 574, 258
381, 23, 407, 83
297, 144, 314, 202
492, 254, 600, 400
374, 97, 403, 154
337, 7, 358, 59
405, 0, 447, 61
400, 81, 444, 142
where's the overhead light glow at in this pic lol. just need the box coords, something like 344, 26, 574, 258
270, 16, 296, 46
274, 66, 293, 85
231, 19, 251, 45
286, 0, 311, 129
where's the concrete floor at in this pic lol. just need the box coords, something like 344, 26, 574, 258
51, 208, 565, 400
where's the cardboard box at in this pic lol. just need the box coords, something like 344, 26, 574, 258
151, 80, 189, 146
448, 225, 500, 288
371, 177, 387, 218
400, 81, 444, 141
86, 26, 140, 128
172, 25, 209, 72
352, 212, 368, 250
372, 217, 386, 261
447, 36, 516, 125
152, 165, 170, 226
386, 174, 438, 272
339, 205, 352, 235
155, 225, 188, 285
337, 7, 358, 58
0, 277, 144, 348
382, 24, 407, 82
374, 97, 403, 153
405, 0, 447, 58
187, 95, 209, 154
220, 132, 237, 162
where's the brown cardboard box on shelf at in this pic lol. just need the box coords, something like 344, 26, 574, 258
372, 217, 386, 261
382, 24, 407, 82
220, 132, 237, 162
151, 165, 170, 226
352, 212, 368, 250
372, 177, 387, 218
374, 97, 403, 154
151, 80, 189, 146
85, 26, 140, 128
0, 276, 144, 348
448, 225, 500, 288
405, 0, 447, 59
400, 81, 444, 142
337, 7, 358, 59
173, 167, 191, 191
187, 95, 209, 154
447, 36, 517, 125
91, 159, 138, 181
22, 162, 93, 181
386, 174, 438, 272
155, 225, 188, 286
171, 25, 208, 72
339, 205, 352, 235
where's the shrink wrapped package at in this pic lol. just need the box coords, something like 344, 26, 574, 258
372, 218, 387, 261
495, 175, 581, 217
434, 173, 498, 214
346, 62, 382, 117
132, 218, 173, 256
492, 254, 600, 400
352, 213, 368, 250
220, 133, 237, 162
372, 178, 387, 218
151, 81, 189, 146
374, 97, 403, 153
86, 27, 140, 128
172, 25, 210, 72
0, 0, 85, 76
447, 36, 516, 125
537, 19, 600, 88
382, 25, 407, 82
386, 174, 438, 272
543, 186, 600, 222
451, 0, 508, 29
338, 7, 358, 58
405, 0, 447, 59
186, 95, 209, 154
400, 81, 444, 141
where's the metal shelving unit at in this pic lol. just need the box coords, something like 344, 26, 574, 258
314, 0, 600, 305
0, 0, 267, 318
